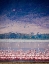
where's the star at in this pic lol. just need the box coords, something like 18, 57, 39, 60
12, 9, 16, 12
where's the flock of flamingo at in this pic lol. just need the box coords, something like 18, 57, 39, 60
0, 49, 49, 62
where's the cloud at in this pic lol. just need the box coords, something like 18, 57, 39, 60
0, 21, 49, 34
19, 13, 49, 29
0, 13, 49, 34
0, 27, 6, 29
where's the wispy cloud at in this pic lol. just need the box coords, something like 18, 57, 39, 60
0, 21, 49, 34
0, 13, 49, 34
19, 13, 49, 28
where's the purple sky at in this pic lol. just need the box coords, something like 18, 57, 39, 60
0, 13, 49, 34
0, 0, 49, 34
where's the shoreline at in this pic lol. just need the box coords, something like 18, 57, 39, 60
0, 39, 49, 42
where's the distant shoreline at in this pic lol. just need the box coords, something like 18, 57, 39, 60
0, 39, 49, 42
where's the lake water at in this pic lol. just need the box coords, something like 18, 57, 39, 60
0, 39, 49, 52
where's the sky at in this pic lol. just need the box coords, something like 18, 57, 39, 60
0, 0, 49, 34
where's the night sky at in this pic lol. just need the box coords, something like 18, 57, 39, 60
0, 0, 49, 34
